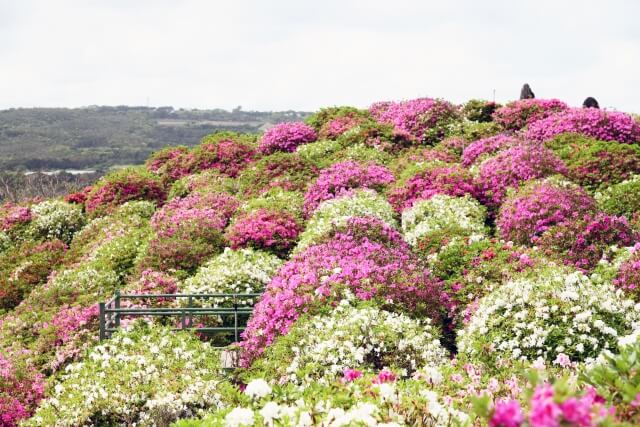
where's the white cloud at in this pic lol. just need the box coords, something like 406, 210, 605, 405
0, 0, 638, 112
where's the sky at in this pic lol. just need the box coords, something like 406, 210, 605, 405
1, 0, 639, 112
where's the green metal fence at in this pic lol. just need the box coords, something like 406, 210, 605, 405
99, 291, 261, 345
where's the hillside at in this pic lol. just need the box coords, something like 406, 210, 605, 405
0, 106, 308, 171
2, 97, 640, 426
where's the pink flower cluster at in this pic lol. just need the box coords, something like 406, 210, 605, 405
476, 144, 568, 208
0, 204, 31, 232
225, 209, 302, 256
492, 98, 569, 131
146, 146, 195, 183
49, 304, 100, 346
0, 353, 45, 427
491, 384, 610, 427
259, 122, 317, 154
613, 245, 640, 300
497, 181, 596, 245
240, 218, 442, 365
369, 98, 459, 142
461, 134, 520, 166
303, 161, 395, 216
526, 108, 640, 144
537, 213, 637, 271
151, 192, 239, 238
85, 172, 166, 216
195, 138, 257, 177
387, 164, 480, 212
319, 115, 364, 139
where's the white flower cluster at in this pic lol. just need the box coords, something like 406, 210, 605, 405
182, 247, 283, 306
458, 267, 640, 365
401, 194, 487, 247
26, 324, 223, 427
295, 189, 397, 252
30, 200, 85, 242
279, 301, 447, 384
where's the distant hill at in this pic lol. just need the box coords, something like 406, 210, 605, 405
0, 105, 309, 171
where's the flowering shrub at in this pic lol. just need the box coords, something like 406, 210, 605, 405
295, 139, 342, 168
369, 98, 461, 143
330, 143, 393, 166
237, 152, 318, 196
546, 134, 640, 190
29, 200, 85, 243
476, 143, 568, 208
240, 226, 443, 365
178, 373, 468, 426
537, 213, 637, 271
596, 175, 640, 218
0, 351, 44, 427
85, 167, 166, 217
64, 185, 92, 205
492, 98, 569, 131
259, 122, 317, 154
387, 163, 480, 212
335, 120, 416, 153
250, 300, 447, 384
144, 192, 238, 272
390, 146, 458, 175
239, 188, 304, 222
305, 106, 370, 132
458, 267, 640, 365
296, 189, 397, 252
182, 247, 282, 306
401, 195, 487, 247
462, 99, 500, 123
145, 145, 195, 183
319, 114, 368, 140
0, 239, 67, 312
461, 134, 520, 166
191, 131, 257, 177
497, 179, 596, 244
26, 323, 223, 427
226, 209, 301, 256
0, 203, 32, 237
612, 249, 640, 301
526, 108, 640, 144
167, 169, 238, 200
303, 161, 395, 216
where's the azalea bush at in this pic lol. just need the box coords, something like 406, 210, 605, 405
462, 99, 500, 123
237, 152, 318, 196
497, 179, 596, 245
387, 162, 480, 212
248, 299, 447, 385
335, 120, 416, 153
0, 351, 45, 427
26, 323, 223, 427
303, 160, 395, 216
369, 97, 461, 144
476, 143, 568, 208
28, 200, 85, 243
145, 145, 195, 184
401, 194, 487, 247
295, 189, 397, 252
295, 139, 342, 168
191, 131, 257, 178
240, 223, 443, 365
225, 208, 301, 256
182, 247, 282, 306
167, 169, 238, 200
143, 192, 238, 272
84, 167, 166, 217
492, 98, 569, 131
259, 122, 317, 154
458, 267, 640, 366
546, 134, 640, 190
596, 175, 640, 219
527, 108, 640, 144
612, 248, 640, 301
304, 106, 370, 133
239, 188, 304, 222
537, 212, 637, 271
461, 134, 520, 166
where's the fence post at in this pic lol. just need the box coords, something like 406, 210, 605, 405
114, 290, 121, 329
234, 294, 239, 343
99, 302, 106, 341
187, 295, 193, 328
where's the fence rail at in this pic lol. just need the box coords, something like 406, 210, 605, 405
99, 291, 261, 346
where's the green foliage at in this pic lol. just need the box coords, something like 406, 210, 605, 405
303, 106, 369, 131
461, 99, 501, 123
168, 170, 238, 200
237, 152, 318, 196
295, 139, 343, 168
596, 175, 640, 218
240, 188, 304, 222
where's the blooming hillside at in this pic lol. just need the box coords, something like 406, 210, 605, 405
2, 99, 640, 426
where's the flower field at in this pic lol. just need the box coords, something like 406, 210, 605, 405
2, 97, 640, 426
